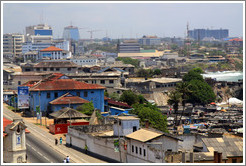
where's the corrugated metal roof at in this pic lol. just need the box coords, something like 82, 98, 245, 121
49, 93, 89, 105
108, 99, 132, 108
126, 128, 162, 142
49, 107, 90, 119
34, 61, 78, 68
202, 136, 243, 158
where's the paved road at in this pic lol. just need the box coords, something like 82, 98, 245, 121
3, 104, 107, 163
26, 133, 65, 163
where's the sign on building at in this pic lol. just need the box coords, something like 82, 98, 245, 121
18, 86, 29, 109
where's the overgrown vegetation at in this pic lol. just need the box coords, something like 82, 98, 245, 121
76, 102, 94, 116
116, 57, 139, 68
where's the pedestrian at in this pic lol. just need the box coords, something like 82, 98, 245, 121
55, 138, 58, 145
66, 156, 70, 163
60, 137, 62, 145
85, 144, 88, 154
63, 158, 66, 163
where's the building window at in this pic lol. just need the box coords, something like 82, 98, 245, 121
36, 68, 40, 71
109, 80, 114, 84
132, 145, 134, 153
135, 147, 138, 154
140, 147, 142, 155
47, 92, 50, 98
144, 149, 146, 156
54, 92, 58, 98
43, 68, 47, 71
50, 67, 54, 71
77, 92, 80, 97
100, 80, 105, 84
67, 68, 71, 71
133, 126, 137, 132
84, 91, 88, 97
56, 68, 60, 71
18, 81, 21, 85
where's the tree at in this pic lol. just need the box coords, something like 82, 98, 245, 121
175, 82, 192, 126
187, 79, 216, 106
183, 67, 216, 106
120, 90, 139, 106
76, 102, 94, 116
153, 69, 162, 75
167, 90, 182, 126
131, 103, 168, 133
183, 68, 204, 82
104, 91, 109, 97
109, 92, 120, 101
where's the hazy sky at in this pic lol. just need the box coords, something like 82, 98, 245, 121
3, 2, 244, 39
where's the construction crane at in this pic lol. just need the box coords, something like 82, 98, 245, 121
87, 30, 102, 40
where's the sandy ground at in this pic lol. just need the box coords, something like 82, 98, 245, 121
15, 112, 66, 141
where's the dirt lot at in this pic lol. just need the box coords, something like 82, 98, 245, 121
16, 112, 66, 141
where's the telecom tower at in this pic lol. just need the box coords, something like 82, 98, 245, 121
185, 22, 191, 57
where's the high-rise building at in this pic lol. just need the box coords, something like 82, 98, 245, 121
117, 40, 140, 53
63, 26, 80, 41
3, 33, 25, 57
26, 24, 53, 43
188, 28, 229, 40
139, 35, 161, 45
26, 24, 53, 36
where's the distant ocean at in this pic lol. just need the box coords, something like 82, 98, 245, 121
202, 71, 243, 82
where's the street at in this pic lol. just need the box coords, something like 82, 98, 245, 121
26, 133, 65, 163
3, 104, 107, 163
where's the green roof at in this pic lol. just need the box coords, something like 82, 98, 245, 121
140, 49, 156, 53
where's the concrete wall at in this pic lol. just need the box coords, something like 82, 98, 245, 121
113, 119, 140, 136
126, 136, 179, 163
177, 134, 205, 151
66, 127, 127, 162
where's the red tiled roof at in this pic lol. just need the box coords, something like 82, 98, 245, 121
30, 79, 106, 91
50, 93, 89, 105
108, 99, 132, 108
229, 38, 243, 42
40, 46, 63, 52
3, 118, 12, 132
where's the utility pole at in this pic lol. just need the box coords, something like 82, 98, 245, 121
117, 117, 122, 162
39, 91, 42, 125
69, 100, 71, 127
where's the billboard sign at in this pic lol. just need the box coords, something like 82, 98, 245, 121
18, 86, 29, 109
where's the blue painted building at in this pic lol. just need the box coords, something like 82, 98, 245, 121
27, 73, 105, 114
49, 93, 90, 112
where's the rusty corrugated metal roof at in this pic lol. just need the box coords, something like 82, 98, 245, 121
30, 79, 106, 91
34, 61, 78, 68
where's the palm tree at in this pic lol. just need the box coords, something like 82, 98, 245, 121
175, 82, 192, 126
167, 90, 182, 126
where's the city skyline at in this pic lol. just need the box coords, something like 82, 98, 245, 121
2, 2, 244, 39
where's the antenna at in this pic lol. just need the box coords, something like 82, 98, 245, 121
40, 10, 44, 24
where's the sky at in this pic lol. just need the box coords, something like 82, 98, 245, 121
2, 2, 244, 39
